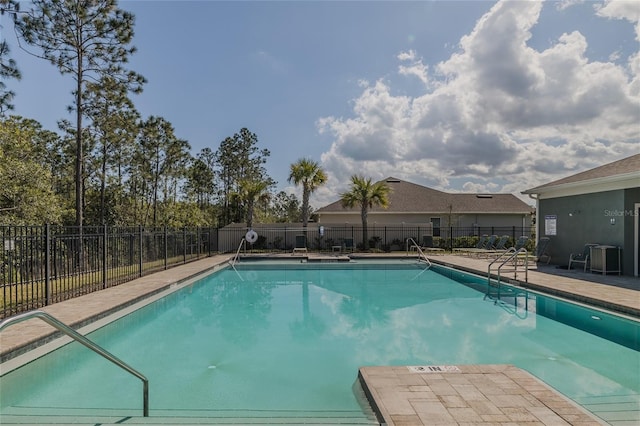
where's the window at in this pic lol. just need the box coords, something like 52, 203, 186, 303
430, 217, 441, 237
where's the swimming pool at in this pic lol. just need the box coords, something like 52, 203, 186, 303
1, 260, 639, 424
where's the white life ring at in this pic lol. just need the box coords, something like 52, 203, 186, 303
245, 229, 258, 244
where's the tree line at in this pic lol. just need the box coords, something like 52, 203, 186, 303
0, 112, 324, 228
0, 0, 319, 228
0, 1, 391, 247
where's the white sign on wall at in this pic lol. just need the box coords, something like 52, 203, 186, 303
545, 215, 557, 236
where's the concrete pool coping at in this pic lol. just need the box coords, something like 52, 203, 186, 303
1, 252, 637, 425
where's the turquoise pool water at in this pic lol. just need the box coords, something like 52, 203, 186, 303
1, 260, 639, 422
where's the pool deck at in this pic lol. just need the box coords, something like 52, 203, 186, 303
359, 364, 603, 425
1, 252, 638, 425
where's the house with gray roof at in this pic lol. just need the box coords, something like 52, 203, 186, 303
523, 153, 640, 276
316, 178, 533, 236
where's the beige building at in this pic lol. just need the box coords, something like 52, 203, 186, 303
316, 177, 533, 234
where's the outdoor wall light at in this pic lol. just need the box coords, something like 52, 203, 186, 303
568, 210, 581, 217
610, 218, 616, 225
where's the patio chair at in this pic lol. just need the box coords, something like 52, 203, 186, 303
513, 236, 529, 251
467, 234, 498, 257
478, 235, 510, 258
292, 235, 307, 255
568, 243, 599, 272
533, 237, 551, 264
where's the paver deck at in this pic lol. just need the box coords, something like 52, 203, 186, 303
1, 252, 638, 425
359, 365, 604, 425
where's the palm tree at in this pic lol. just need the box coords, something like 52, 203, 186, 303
340, 175, 390, 250
288, 158, 327, 227
237, 179, 270, 229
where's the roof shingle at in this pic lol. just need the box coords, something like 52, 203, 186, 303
524, 153, 640, 193
317, 177, 532, 214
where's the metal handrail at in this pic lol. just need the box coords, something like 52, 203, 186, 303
231, 238, 246, 267
229, 239, 246, 281
406, 238, 432, 269
0, 310, 149, 417
487, 247, 528, 301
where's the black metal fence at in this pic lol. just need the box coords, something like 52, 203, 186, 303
220, 224, 534, 252
0, 225, 217, 319
0, 224, 533, 318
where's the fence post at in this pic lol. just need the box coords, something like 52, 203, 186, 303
384, 226, 387, 247
183, 227, 187, 264
164, 225, 168, 270
351, 226, 354, 244
450, 226, 454, 252
139, 225, 143, 277
103, 224, 107, 289
209, 227, 218, 257
45, 223, 51, 306
196, 227, 201, 259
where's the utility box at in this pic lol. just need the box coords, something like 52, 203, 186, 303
590, 245, 621, 275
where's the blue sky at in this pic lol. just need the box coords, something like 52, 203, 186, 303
2, 0, 639, 208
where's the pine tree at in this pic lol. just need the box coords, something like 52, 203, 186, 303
15, 0, 145, 227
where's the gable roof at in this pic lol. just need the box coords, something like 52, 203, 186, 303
523, 153, 640, 195
317, 177, 532, 215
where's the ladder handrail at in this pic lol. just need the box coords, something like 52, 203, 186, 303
487, 247, 517, 271
498, 247, 528, 284
487, 247, 529, 300
406, 238, 431, 268
231, 238, 246, 266
487, 247, 528, 300
230, 238, 246, 281
487, 247, 527, 283
229, 237, 247, 281
0, 310, 149, 417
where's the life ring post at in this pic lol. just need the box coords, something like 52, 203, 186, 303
245, 229, 259, 244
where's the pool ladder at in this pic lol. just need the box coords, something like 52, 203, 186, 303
0, 310, 149, 417
406, 238, 432, 269
231, 238, 246, 267
486, 247, 528, 301
230, 239, 246, 281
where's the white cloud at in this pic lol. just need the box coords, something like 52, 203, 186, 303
596, 0, 640, 97
397, 49, 429, 86
596, 0, 640, 40
397, 50, 417, 61
556, 0, 585, 12
461, 181, 500, 194
313, 0, 639, 207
